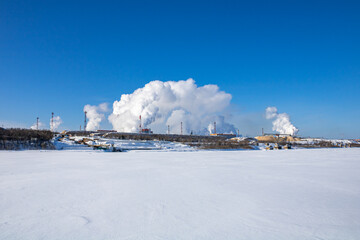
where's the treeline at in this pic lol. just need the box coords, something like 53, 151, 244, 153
66, 131, 230, 143
0, 128, 55, 150
0, 128, 54, 141
189, 140, 254, 150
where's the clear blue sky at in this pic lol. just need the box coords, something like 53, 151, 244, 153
1, 0, 359, 138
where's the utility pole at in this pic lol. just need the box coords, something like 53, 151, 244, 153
51, 112, 54, 131
262, 128, 264, 136
167, 125, 170, 134
180, 122, 183, 135
214, 121, 216, 134
237, 129, 240, 137
84, 111, 87, 132
80, 125, 82, 131
36, 117, 39, 130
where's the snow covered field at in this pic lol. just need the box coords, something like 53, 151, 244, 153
1, 148, 360, 240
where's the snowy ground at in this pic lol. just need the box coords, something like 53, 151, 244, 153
0, 148, 360, 240
56, 137, 194, 151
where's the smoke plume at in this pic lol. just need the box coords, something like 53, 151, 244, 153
265, 107, 298, 135
50, 116, 62, 131
84, 103, 109, 131
207, 115, 237, 134
30, 121, 45, 130
109, 78, 236, 134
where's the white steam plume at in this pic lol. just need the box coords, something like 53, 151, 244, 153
265, 107, 298, 135
84, 103, 109, 131
109, 78, 236, 134
207, 115, 237, 134
50, 116, 62, 131
30, 121, 45, 130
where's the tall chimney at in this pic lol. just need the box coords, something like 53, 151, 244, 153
51, 112, 54, 131
84, 111, 87, 131
139, 115, 142, 133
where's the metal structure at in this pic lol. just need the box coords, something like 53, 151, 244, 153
168, 125, 170, 134
214, 122, 216, 134
140, 128, 153, 134
36, 117, 39, 130
51, 112, 54, 131
181, 122, 183, 135
139, 115, 142, 133
84, 111, 87, 132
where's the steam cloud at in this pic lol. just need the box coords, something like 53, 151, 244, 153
265, 107, 298, 135
207, 115, 237, 134
50, 116, 62, 131
109, 78, 236, 134
84, 103, 109, 131
30, 121, 45, 130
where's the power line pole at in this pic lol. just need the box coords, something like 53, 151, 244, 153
139, 115, 142, 133
180, 122, 183, 135
36, 117, 39, 130
167, 125, 170, 134
214, 121, 216, 134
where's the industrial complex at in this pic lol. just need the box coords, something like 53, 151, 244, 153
1, 111, 359, 151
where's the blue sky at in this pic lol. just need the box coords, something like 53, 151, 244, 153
0, 0, 359, 138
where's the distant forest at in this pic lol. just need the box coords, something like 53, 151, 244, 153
0, 128, 54, 141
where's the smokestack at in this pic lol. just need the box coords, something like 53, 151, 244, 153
214, 122, 216, 134
108, 79, 236, 134
139, 115, 142, 133
84, 111, 87, 131
83, 103, 108, 131
36, 117, 39, 130
51, 112, 54, 132
181, 122, 183, 135
265, 107, 298, 136
48, 114, 62, 132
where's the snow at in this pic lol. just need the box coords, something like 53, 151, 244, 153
1, 148, 360, 239
295, 138, 356, 145
58, 136, 194, 151
53, 138, 91, 151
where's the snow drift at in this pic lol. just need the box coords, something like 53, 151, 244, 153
1, 149, 360, 239
109, 78, 236, 134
